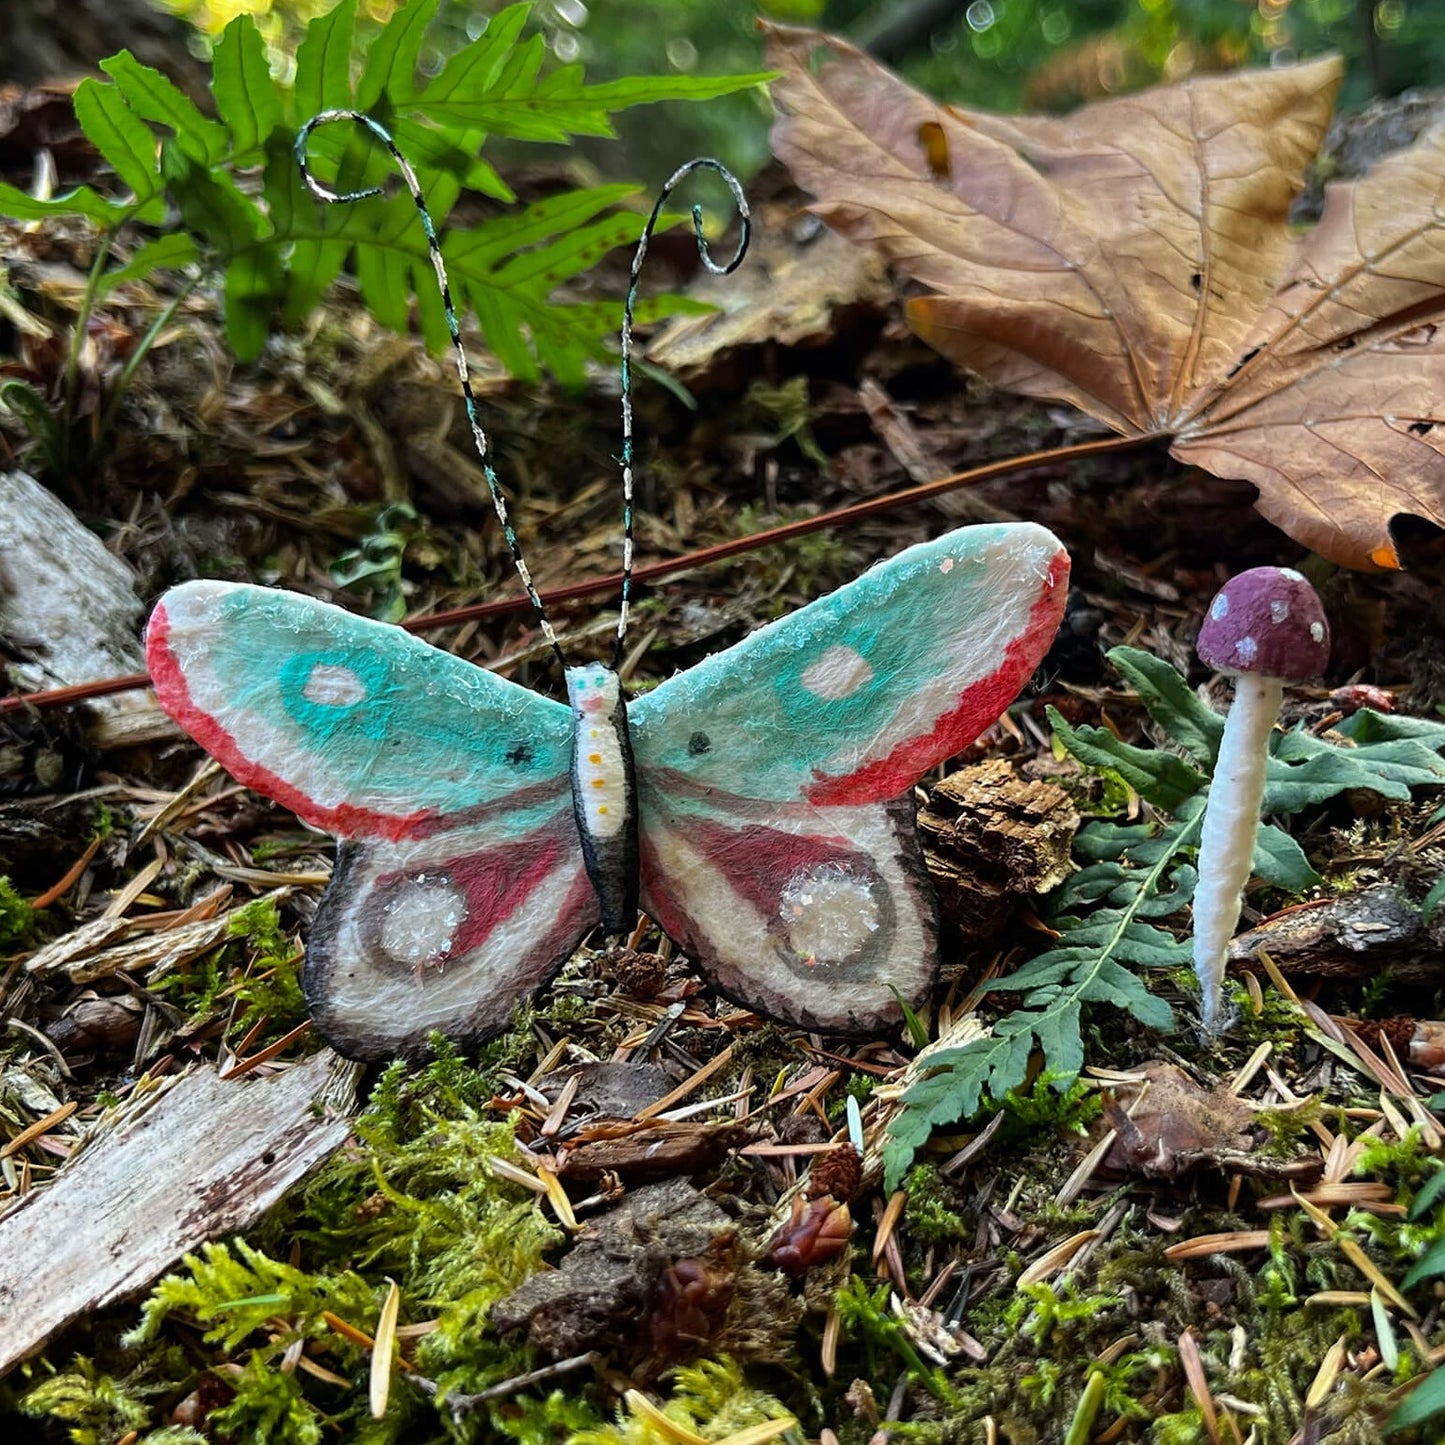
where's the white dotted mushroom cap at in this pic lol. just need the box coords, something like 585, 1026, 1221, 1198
1196, 566, 1330, 680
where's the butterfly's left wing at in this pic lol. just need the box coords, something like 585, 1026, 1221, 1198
148, 580, 599, 1060
628, 521, 1068, 1032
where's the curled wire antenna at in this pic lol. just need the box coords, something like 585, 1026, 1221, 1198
295, 108, 565, 670
296, 113, 750, 675
613, 157, 749, 669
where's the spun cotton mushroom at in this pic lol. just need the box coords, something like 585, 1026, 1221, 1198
1193, 567, 1330, 1033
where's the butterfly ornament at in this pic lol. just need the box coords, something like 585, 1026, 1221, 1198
147, 115, 1071, 1062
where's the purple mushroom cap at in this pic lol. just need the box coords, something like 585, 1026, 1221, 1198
1197, 567, 1330, 680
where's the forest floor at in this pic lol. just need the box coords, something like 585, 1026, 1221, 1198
2, 111, 1445, 1445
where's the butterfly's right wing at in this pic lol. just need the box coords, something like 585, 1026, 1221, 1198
148, 581, 599, 1060
628, 522, 1068, 1033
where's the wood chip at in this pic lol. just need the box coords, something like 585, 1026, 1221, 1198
0, 1050, 357, 1374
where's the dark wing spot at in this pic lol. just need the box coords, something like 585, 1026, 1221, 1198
687, 731, 711, 756
1409, 420, 1435, 437
1190, 272, 1202, 291
1334, 335, 1357, 351
505, 742, 533, 767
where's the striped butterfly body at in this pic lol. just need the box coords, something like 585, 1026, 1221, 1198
146, 115, 1071, 1061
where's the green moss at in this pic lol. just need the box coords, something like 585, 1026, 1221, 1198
834, 1278, 954, 1404
17, 1039, 584, 1445
570, 1357, 799, 1445
903, 1163, 971, 1247
0, 875, 36, 948
124, 1237, 378, 1353
20, 1359, 152, 1445
149, 896, 307, 1045
224, 897, 307, 1038
17, 1352, 206, 1445
990, 1074, 1102, 1144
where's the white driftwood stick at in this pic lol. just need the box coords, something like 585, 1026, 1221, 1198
0, 1050, 358, 1376
0, 469, 146, 713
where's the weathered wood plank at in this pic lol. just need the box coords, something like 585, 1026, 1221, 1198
0, 1050, 358, 1376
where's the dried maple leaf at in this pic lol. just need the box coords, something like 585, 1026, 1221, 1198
765, 24, 1445, 570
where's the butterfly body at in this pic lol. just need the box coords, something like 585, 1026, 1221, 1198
147, 521, 1069, 1061
565, 662, 639, 934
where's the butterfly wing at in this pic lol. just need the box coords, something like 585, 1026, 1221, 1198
148, 581, 597, 1060
628, 521, 1068, 1032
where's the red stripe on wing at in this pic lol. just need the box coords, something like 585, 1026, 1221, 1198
146, 600, 433, 843
803, 550, 1069, 806
413, 833, 568, 957
645, 818, 858, 922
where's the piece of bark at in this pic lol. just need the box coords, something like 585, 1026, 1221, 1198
646, 192, 893, 385
0, 470, 146, 723
490, 1178, 736, 1359
1228, 883, 1441, 982
0, 1050, 358, 1376
556, 1119, 750, 1185
918, 759, 1079, 938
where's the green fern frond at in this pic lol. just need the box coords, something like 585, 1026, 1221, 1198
0, 0, 765, 384
880, 645, 1445, 1190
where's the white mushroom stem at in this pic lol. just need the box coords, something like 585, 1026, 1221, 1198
1193, 672, 1284, 1033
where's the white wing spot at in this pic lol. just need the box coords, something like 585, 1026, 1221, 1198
1310, 621, 1325, 642
1280, 568, 1305, 582
302, 663, 367, 707
938, 557, 955, 574
780, 864, 880, 966
1235, 636, 1258, 664
1270, 599, 1290, 624
801, 645, 874, 702
1211, 593, 1229, 620
380, 874, 467, 969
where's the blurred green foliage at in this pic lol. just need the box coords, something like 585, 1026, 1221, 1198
849, 0, 1442, 111
164, 0, 1442, 180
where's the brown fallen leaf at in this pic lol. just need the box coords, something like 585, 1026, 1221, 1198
1098, 1060, 1320, 1183
765, 25, 1445, 570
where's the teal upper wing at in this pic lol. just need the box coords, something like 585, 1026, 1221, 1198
148, 580, 574, 839
629, 521, 1068, 804
148, 581, 599, 1063
626, 521, 1068, 1035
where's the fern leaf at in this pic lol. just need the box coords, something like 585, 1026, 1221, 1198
418, 2, 532, 107
163, 148, 276, 359
880, 809, 1196, 1190
388, 117, 511, 201
96, 233, 201, 297
1107, 645, 1223, 768
1266, 729, 1445, 808
99, 51, 227, 165
1048, 709, 1207, 811
212, 15, 282, 164
293, 0, 358, 123
1253, 822, 1319, 890
582, 70, 783, 111
357, 0, 440, 109
72, 78, 164, 212
424, 63, 777, 142
0, 181, 120, 223
163, 150, 265, 255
